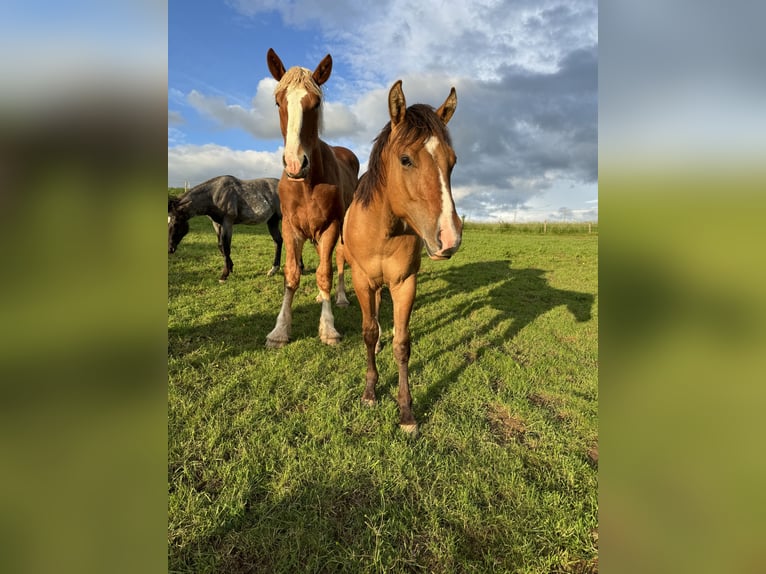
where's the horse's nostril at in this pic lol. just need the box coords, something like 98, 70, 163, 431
301, 155, 309, 169
436, 230, 444, 250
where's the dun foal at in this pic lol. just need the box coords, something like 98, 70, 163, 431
343, 81, 462, 434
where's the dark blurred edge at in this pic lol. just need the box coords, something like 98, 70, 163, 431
600, 169, 766, 574
599, 0, 766, 574
0, 34, 168, 574
600, 0, 766, 569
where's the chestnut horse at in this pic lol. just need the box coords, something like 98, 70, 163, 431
343, 80, 462, 434
265, 48, 359, 348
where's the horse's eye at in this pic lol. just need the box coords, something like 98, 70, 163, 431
400, 155, 413, 167
312, 100, 321, 110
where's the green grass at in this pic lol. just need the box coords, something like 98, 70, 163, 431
168, 219, 598, 573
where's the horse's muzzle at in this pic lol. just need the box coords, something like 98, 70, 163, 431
283, 154, 309, 180
427, 244, 460, 260
426, 224, 462, 260
425, 237, 461, 260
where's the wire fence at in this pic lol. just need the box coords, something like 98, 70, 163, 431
462, 220, 598, 235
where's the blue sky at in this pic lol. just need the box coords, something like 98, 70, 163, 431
169, 0, 598, 222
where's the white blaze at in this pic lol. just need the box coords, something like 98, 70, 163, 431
424, 136, 458, 249
284, 87, 308, 172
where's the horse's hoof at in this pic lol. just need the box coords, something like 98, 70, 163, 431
335, 297, 350, 307
319, 324, 342, 345
400, 423, 419, 437
218, 278, 227, 284
361, 397, 377, 407
265, 338, 288, 349
267, 266, 279, 277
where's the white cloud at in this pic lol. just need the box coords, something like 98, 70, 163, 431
168, 110, 184, 126
171, 61, 599, 220
187, 84, 281, 139
322, 100, 365, 137
168, 127, 186, 146
168, 144, 284, 187
229, 0, 596, 81
171, 0, 598, 220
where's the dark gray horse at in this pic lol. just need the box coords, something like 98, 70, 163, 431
168, 175, 288, 282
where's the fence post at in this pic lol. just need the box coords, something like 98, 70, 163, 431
543, 221, 547, 234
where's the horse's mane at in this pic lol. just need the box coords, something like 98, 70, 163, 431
274, 66, 325, 134
357, 104, 453, 208
275, 67, 324, 98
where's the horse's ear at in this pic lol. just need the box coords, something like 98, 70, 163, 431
168, 198, 177, 213
435, 87, 457, 125
388, 80, 407, 127
267, 48, 286, 81
313, 54, 332, 86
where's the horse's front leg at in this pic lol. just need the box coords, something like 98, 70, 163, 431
316, 224, 342, 345
390, 275, 418, 435
217, 219, 234, 283
265, 213, 282, 277
351, 265, 380, 405
364, 292, 380, 406
266, 233, 304, 348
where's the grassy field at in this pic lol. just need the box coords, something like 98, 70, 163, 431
168, 219, 598, 573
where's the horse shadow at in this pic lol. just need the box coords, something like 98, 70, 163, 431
404, 260, 595, 423
168, 300, 330, 359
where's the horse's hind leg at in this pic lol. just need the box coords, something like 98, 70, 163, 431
211, 219, 224, 255
216, 219, 234, 282
211, 219, 233, 282
390, 275, 418, 435
316, 225, 342, 345
335, 241, 350, 307
266, 213, 282, 277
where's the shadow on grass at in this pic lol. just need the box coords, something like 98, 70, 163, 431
168, 300, 335, 358
169, 460, 506, 574
408, 260, 595, 424
168, 259, 598, 573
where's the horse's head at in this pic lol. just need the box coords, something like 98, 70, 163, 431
385, 80, 462, 260
267, 48, 331, 181
168, 198, 189, 254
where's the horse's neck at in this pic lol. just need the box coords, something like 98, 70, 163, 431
306, 140, 338, 185
179, 186, 214, 217
369, 186, 410, 237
